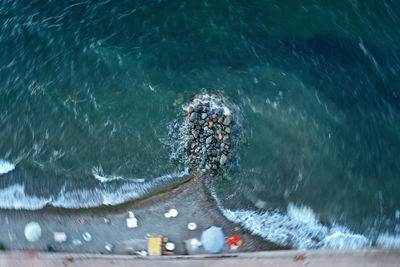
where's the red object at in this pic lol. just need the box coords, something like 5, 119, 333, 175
227, 235, 242, 247
77, 219, 83, 224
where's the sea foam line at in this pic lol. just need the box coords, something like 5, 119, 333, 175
0, 159, 15, 175
208, 187, 378, 249
0, 169, 188, 210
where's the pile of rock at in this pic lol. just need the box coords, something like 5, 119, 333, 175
184, 101, 233, 177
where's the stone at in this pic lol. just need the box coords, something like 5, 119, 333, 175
208, 121, 213, 128
223, 115, 233, 126
212, 114, 217, 119
192, 130, 199, 139
206, 164, 211, 170
190, 112, 198, 121
201, 113, 207, 120
206, 136, 213, 144
203, 127, 208, 132
188, 135, 195, 141
220, 154, 227, 165
218, 134, 223, 140
188, 106, 194, 114
225, 127, 231, 134
228, 153, 232, 158
218, 117, 224, 124
223, 135, 229, 143
212, 165, 218, 170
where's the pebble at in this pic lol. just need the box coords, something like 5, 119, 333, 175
220, 154, 227, 165
206, 136, 213, 144
208, 121, 214, 128
201, 113, 207, 120
218, 134, 223, 140
223, 115, 233, 126
188, 106, 194, 113
218, 117, 224, 124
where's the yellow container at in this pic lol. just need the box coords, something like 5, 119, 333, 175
147, 237, 162, 256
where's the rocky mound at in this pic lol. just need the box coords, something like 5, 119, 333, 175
183, 95, 234, 177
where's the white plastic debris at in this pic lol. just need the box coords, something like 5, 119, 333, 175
82, 232, 92, 242
105, 242, 113, 252
168, 208, 178, 217
189, 238, 202, 250
165, 242, 175, 251
53, 232, 67, 243
187, 222, 197, 230
126, 211, 138, 228
164, 212, 171, 218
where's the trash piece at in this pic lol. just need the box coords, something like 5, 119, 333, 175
227, 235, 242, 250
63, 256, 75, 263
82, 232, 92, 242
53, 232, 67, 243
71, 236, 82, 246
168, 208, 178, 217
161, 237, 174, 255
294, 254, 306, 261
201, 226, 225, 253
103, 217, 110, 224
47, 244, 56, 252
165, 242, 175, 251
136, 250, 148, 256
77, 219, 83, 224
147, 237, 162, 256
24, 222, 42, 242
164, 212, 171, 218
8, 232, 16, 242
126, 211, 138, 228
187, 222, 197, 230
105, 242, 113, 252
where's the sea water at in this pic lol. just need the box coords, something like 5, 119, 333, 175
1, 0, 400, 249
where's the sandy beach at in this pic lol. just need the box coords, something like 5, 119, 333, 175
0, 174, 283, 255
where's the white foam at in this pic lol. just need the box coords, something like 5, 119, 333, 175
182, 93, 232, 116
0, 169, 188, 210
0, 159, 15, 175
210, 184, 372, 249
92, 166, 124, 183
0, 184, 51, 210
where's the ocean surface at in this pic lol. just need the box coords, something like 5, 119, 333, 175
1, 0, 400, 249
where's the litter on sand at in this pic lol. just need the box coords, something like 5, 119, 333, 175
72, 236, 82, 246
164, 208, 178, 218
147, 237, 162, 256
126, 211, 138, 228
53, 232, 67, 243
82, 232, 92, 242
187, 222, 197, 230
227, 235, 242, 250
105, 242, 113, 252
24, 222, 42, 242
201, 226, 225, 253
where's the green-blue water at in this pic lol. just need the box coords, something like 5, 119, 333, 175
1, 0, 400, 248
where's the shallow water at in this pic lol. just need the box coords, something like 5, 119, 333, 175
1, 0, 400, 248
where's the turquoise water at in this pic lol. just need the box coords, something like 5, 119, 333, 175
1, 0, 400, 248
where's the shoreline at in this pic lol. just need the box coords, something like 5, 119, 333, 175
0, 173, 284, 255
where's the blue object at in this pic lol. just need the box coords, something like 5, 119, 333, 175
201, 226, 225, 253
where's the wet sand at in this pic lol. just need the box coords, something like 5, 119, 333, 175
0, 174, 283, 255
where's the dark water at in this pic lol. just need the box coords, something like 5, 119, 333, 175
1, 0, 400, 248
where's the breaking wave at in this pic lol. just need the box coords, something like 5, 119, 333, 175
0, 169, 188, 210
0, 159, 15, 175
209, 187, 400, 249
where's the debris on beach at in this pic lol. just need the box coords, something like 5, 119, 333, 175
227, 235, 242, 250
53, 232, 67, 243
187, 222, 197, 230
184, 94, 234, 176
24, 222, 41, 242
126, 211, 138, 228
103, 217, 111, 224
184, 238, 202, 254
164, 208, 178, 218
77, 218, 84, 224
82, 232, 92, 242
105, 242, 113, 252
201, 226, 225, 253
71, 236, 82, 246
147, 237, 162, 256
162, 237, 175, 255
